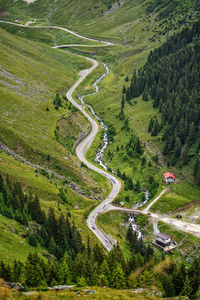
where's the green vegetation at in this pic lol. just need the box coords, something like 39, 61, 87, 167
0, 26, 110, 200
151, 181, 200, 213
0, 215, 46, 264
0, 23, 105, 46
0, 0, 200, 296
2, 0, 199, 42
130, 21, 200, 168
0, 282, 160, 300
96, 211, 129, 255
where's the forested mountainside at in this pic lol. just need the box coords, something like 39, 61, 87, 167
127, 20, 200, 176
1, 176, 200, 298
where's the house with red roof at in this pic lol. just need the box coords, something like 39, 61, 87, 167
164, 172, 176, 184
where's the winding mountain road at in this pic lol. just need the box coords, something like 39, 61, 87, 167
1, 20, 200, 249
65, 57, 121, 251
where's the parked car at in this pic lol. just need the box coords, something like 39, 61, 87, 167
176, 214, 182, 218
173, 241, 177, 245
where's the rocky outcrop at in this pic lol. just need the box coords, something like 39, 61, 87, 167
3, 282, 25, 291
49, 285, 75, 290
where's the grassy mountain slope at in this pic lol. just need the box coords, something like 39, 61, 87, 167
0, 0, 199, 264
0, 27, 109, 189
0, 214, 47, 263
1, 0, 199, 41
0, 27, 112, 261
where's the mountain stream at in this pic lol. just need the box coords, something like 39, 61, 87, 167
79, 63, 109, 170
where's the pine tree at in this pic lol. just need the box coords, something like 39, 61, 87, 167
86, 236, 92, 259
135, 180, 141, 193
128, 252, 137, 272
98, 274, 109, 287
128, 273, 138, 288
111, 264, 126, 289
0, 174, 4, 193
12, 260, 24, 282
148, 118, 154, 133
48, 236, 57, 255
58, 259, 71, 285
196, 167, 200, 186
100, 260, 111, 285
122, 85, 126, 94
151, 118, 160, 136
162, 275, 175, 297
46, 262, 59, 286
57, 213, 68, 253
121, 94, 125, 109
126, 224, 133, 244
136, 137, 142, 154
194, 158, 199, 177
28, 233, 38, 247
13, 181, 25, 209
174, 137, 182, 158
173, 261, 186, 295
28, 194, 43, 224
93, 243, 105, 266
126, 87, 131, 103
188, 122, 195, 145
76, 275, 86, 287
181, 144, 189, 164
181, 275, 192, 297
188, 259, 200, 295
83, 258, 93, 285
140, 270, 153, 287
48, 207, 57, 241
75, 253, 84, 278
142, 88, 149, 101
25, 253, 46, 287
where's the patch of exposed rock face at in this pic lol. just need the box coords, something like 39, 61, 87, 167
0, 67, 26, 86
3, 282, 25, 291
104, 0, 126, 15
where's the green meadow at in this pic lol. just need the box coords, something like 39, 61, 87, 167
0, 214, 47, 263
151, 181, 200, 213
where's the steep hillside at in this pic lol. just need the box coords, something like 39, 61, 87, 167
0, 0, 200, 297
130, 21, 200, 167
0, 27, 112, 245
0, 0, 200, 271
1, 0, 199, 218
1, 0, 199, 42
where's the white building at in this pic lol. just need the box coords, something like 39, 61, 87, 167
156, 232, 171, 247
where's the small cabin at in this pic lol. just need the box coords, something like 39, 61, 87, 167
156, 232, 171, 248
164, 172, 176, 184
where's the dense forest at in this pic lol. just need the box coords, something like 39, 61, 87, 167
0, 174, 83, 260
0, 175, 200, 298
126, 20, 200, 180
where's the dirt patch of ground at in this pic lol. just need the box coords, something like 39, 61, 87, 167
173, 199, 200, 213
